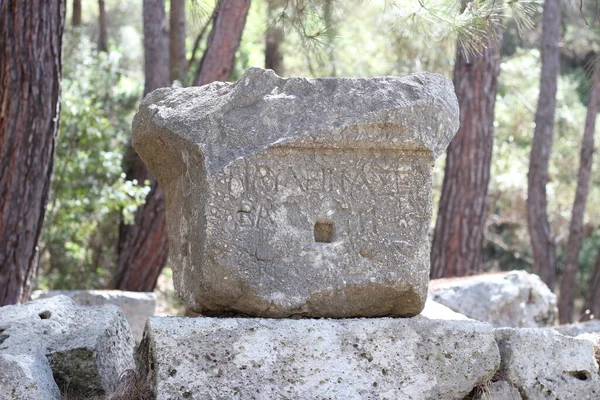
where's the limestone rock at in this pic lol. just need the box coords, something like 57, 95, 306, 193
429, 270, 558, 327
0, 350, 61, 400
495, 328, 600, 399
555, 320, 600, 337
132, 67, 459, 317
138, 316, 499, 399
31, 290, 157, 342
419, 297, 471, 320
0, 296, 135, 396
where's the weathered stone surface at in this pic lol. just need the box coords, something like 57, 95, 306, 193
132, 67, 459, 317
31, 289, 157, 342
419, 297, 471, 321
555, 320, 600, 337
138, 316, 499, 399
0, 350, 61, 400
429, 270, 558, 327
494, 328, 600, 399
0, 296, 135, 396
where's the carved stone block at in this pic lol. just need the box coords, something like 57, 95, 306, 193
132, 68, 458, 317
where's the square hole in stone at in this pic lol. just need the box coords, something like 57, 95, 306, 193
314, 220, 334, 243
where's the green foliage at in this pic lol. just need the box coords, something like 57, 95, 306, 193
38, 31, 148, 290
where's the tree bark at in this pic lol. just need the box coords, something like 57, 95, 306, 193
265, 0, 284, 75
72, 0, 81, 26
98, 0, 108, 52
558, 75, 600, 323
527, 0, 561, 289
0, 0, 66, 305
112, 0, 170, 291
583, 245, 600, 321
192, 0, 251, 86
430, 20, 503, 278
169, 0, 187, 83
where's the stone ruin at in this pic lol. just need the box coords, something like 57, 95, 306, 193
2, 68, 600, 399
132, 67, 458, 318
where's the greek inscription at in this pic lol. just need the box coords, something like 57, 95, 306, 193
237, 201, 275, 229
223, 155, 415, 197
356, 208, 378, 236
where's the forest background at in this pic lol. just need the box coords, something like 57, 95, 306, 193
1, 0, 599, 324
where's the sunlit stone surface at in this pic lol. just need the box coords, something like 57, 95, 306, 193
132, 68, 458, 317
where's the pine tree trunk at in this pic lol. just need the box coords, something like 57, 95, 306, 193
578, 77, 600, 323
430, 22, 503, 278
265, 0, 284, 75
142, 0, 169, 96
192, 0, 251, 86
72, 0, 82, 26
112, 0, 170, 291
0, 0, 66, 305
559, 76, 600, 323
527, 0, 561, 289
583, 247, 600, 321
169, 0, 186, 83
98, 0, 108, 52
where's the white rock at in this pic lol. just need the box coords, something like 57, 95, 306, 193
429, 270, 558, 327
138, 317, 500, 400
0, 295, 135, 396
31, 290, 156, 343
420, 297, 471, 320
0, 350, 61, 400
495, 328, 600, 399
555, 320, 600, 337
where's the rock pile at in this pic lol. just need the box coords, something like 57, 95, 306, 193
131, 68, 600, 399
2, 69, 599, 399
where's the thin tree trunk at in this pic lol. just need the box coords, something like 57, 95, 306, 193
141, 0, 169, 96
265, 0, 284, 75
527, 0, 561, 289
112, 0, 170, 291
430, 20, 503, 278
192, 0, 251, 86
583, 246, 600, 321
72, 0, 81, 26
98, 0, 108, 52
169, 0, 187, 83
558, 75, 600, 323
0, 0, 66, 305
322, 0, 336, 76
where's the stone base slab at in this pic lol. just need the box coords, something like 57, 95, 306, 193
138, 317, 499, 399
